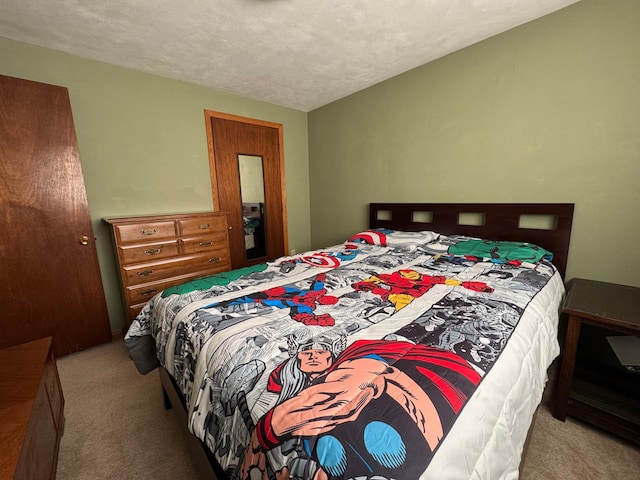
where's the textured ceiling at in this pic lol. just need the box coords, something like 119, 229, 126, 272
0, 0, 580, 112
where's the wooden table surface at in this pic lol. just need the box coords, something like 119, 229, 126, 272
562, 278, 640, 332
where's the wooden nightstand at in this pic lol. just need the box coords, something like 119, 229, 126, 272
553, 278, 640, 444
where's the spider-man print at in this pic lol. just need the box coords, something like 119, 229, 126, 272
204, 273, 338, 326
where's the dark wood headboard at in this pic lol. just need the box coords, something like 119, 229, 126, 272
369, 203, 574, 278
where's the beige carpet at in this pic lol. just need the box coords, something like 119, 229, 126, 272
55, 340, 640, 479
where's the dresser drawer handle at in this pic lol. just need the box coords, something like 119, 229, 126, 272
139, 288, 158, 296
140, 228, 158, 236
144, 248, 162, 255
137, 269, 155, 277
209, 257, 222, 263
198, 223, 211, 229
199, 241, 213, 247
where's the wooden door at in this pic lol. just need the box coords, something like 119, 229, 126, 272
0, 75, 112, 357
206, 112, 287, 269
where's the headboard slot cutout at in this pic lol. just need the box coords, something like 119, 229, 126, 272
458, 212, 485, 227
518, 214, 558, 231
412, 210, 433, 224
375, 209, 393, 222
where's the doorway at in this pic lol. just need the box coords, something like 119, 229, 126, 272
205, 110, 288, 269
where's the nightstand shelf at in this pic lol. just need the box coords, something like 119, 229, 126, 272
553, 278, 640, 445
572, 362, 640, 422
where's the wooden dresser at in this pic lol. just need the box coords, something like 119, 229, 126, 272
0, 337, 65, 480
104, 212, 232, 324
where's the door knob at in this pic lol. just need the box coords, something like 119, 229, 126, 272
80, 235, 90, 245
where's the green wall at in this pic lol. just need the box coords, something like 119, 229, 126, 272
0, 37, 311, 333
308, 0, 640, 287
2, 0, 639, 337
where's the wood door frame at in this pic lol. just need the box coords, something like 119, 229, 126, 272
204, 109, 289, 255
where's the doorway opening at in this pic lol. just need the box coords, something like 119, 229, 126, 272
205, 110, 288, 269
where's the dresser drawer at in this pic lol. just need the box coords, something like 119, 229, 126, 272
128, 303, 147, 321
114, 220, 177, 244
179, 215, 227, 236
181, 233, 229, 255
200, 249, 231, 271
17, 375, 58, 480
119, 240, 180, 265
123, 253, 229, 285
126, 278, 178, 305
126, 266, 229, 305
42, 359, 63, 428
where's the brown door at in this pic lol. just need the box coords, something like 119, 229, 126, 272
0, 75, 112, 357
206, 112, 287, 269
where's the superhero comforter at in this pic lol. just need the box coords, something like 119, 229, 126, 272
125, 229, 564, 480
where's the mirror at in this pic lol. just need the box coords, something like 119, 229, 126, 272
238, 155, 267, 259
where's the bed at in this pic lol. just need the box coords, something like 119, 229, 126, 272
125, 202, 574, 480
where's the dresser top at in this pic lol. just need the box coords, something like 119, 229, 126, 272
103, 211, 227, 225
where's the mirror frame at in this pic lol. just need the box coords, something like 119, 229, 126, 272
238, 154, 267, 260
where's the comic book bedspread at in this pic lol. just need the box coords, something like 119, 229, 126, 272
125, 230, 564, 480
